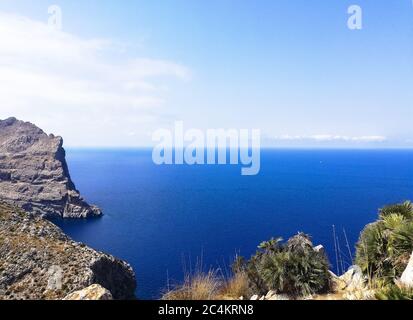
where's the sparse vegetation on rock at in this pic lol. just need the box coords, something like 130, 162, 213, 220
163, 233, 331, 300
0, 202, 136, 300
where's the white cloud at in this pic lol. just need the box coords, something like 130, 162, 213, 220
0, 12, 191, 147
272, 134, 387, 143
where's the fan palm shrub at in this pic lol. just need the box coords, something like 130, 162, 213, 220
379, 201, 413, 220
375, 284, 413, 300
356, 201, 413, 283
236, 233, 331, 298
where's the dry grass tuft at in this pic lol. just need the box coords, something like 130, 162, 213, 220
162, 268, 252, 301
162, 270, 222, 300
219, 272, 251, 300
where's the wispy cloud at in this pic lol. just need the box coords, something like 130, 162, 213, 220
261, 134, 390, 147
273, 135, 387, 143
0, 12, 190, 146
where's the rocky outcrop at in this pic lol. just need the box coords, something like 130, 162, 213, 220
0, 202, 136, 300
0, 117, 101, 218
63, 284, 113, 300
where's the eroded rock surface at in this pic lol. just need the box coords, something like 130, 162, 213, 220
0, 117, 101, 218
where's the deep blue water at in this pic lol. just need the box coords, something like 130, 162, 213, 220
54, 149, 413, 299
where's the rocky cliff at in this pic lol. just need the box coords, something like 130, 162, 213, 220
0, 117, 101, 218
0, 202, 136, 300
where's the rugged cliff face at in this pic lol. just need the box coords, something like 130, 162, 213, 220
0, 202, 136, 300
0, 117, 101, 218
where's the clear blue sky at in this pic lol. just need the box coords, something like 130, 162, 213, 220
0, 0, 412, 147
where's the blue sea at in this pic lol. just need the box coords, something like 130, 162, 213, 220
55, 149, 413, 299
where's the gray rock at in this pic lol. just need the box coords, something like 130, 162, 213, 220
0, 202, 136, 300
0, 117, 101, 218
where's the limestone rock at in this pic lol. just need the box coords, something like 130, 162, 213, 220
250, 291, 290, 301
0, 202, 136, 300
344, 289, 375, 300
0, 117, 101, 218
265, 292, 290, 300
335, 266, 375, 300
329, 271, 347, 291
63, 284, 113, 300
399, 251, 413, 288
313, 245, 325, 255
339, 266, 365, 291
265, 290, 277, 300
